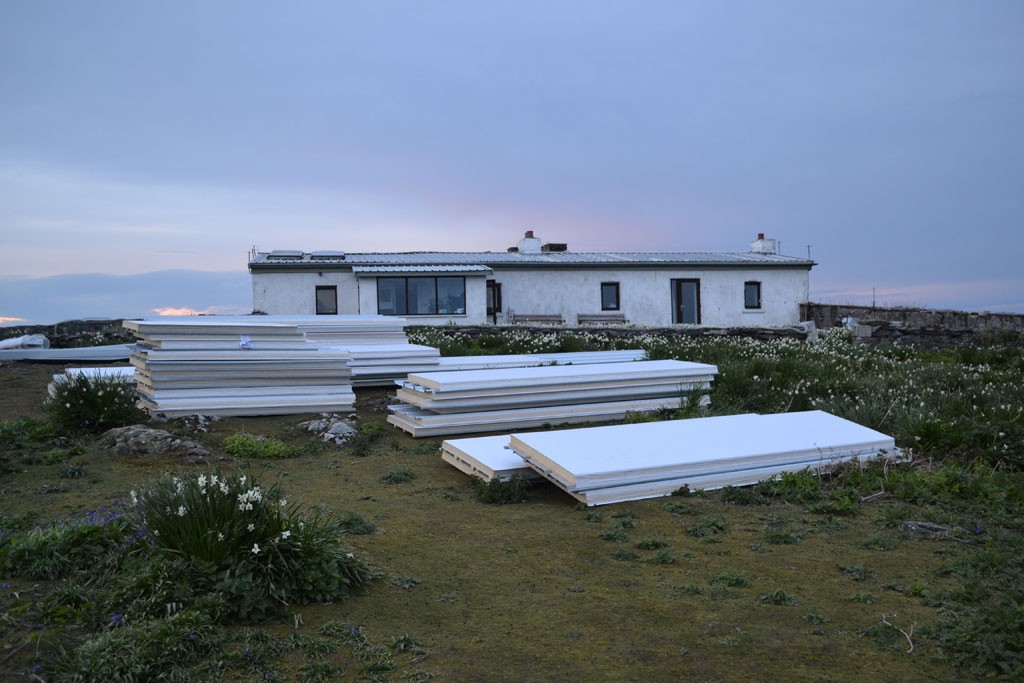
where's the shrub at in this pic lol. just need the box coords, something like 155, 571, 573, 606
44, 374, 145, 434
471, 474, 530, 504
379, 470, 416, 485
132, 469, 375, 620
223, 433, 297, 459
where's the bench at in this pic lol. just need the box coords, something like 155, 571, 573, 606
509, 313, 565, 325
577, 313, 627, 325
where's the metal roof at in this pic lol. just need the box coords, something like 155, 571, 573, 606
252, 250, 814, 268
351, 265, 493, 275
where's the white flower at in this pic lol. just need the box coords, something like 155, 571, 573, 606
279, 530, 291, 540
197, 474, 207, 488
247, 523, 255, 531
279, 499, 288, 508
65, 403, 71, 408
217, 532, 225, 541
130, 490, 138, 505
251, 543, 260, 555
240, 475, 247, 485
177, 505, 187, 517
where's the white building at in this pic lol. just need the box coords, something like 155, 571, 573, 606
248, 232, 814, 327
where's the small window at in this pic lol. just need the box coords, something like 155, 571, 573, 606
315, 286, 338, 315
744, 281, 762, 310
601, 282, 620, 311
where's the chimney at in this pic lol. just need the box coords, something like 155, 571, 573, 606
749, 233, 778, 255
517, 230, 543, 254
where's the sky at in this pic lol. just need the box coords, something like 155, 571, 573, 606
1, 1, 1023, 325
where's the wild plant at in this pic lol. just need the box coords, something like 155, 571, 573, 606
44, 373, 145, 434
471, 474, 530, 504
222, 433, 297, 459
132, 469, 375, 620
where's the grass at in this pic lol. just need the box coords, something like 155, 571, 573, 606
1, 327, 1023, 679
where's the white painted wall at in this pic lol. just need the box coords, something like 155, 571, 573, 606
492, 267, 808, 326
252, 271, 360, 315
252, 266, 809, 326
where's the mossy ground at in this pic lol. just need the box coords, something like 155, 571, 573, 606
1, 364, 989, 680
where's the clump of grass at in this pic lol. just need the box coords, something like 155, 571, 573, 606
611, 549, 640, 561
599, 530, 628, 543
662, 500, 697, 516
759, 589, 798, 605
380, 470, 416, 485
764, 528, 803, 545
470, 474, 530, 504
0, 506, 133, 580
635, 538, 669, 550
839, 563, 876, 581
710, 570, 750, 588
862, 535, 897, 551
337, 510, 376, 535
44, 374, 146, 435
646, 548, 675, 565
51, 609, 223, 680
223, 433, 298, 459
720, 486, 768, 506
688, 516, 726, 539
347, 420, 391, 456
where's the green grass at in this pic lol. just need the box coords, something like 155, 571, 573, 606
1, 329, 1023, 680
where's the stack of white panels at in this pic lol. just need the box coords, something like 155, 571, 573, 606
125, 319, 355, 417
387, 360, 717, 437
440, 434, 542, 482
143, 314, 409, 346
320, 343, 442, 387
433, 349, 646, 372
509, 410, 898, 505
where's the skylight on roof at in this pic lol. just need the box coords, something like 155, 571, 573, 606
267, 250, 304, 260
311, 251, 346, 261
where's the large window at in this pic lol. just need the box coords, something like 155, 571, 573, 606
377, 276, 466, 316
601, 282, 620, 311
744, 281, 762, 310
315, 286, 338, 315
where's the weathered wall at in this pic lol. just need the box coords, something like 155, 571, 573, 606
0, 320, 133, 348
801, 303, 1024, 348
801, 302, 1024, 332
253, 265, 810, 327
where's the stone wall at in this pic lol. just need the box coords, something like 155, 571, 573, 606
0, 320, 132, 348
801, 303, 1024, 333
800, 303, 1024, 349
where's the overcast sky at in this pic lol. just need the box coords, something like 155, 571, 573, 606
2, 1, 1022, 324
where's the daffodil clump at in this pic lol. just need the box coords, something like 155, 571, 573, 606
44, 373, 145, 434
133, 469, 375, 620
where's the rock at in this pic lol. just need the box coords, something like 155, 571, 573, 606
102, 425, 210, 460
299, 413, 359, 446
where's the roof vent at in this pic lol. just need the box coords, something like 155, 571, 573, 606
541, 242, 568, 252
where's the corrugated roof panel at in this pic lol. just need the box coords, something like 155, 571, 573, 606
250, 251, 813, 267
351, 265, 493, 274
